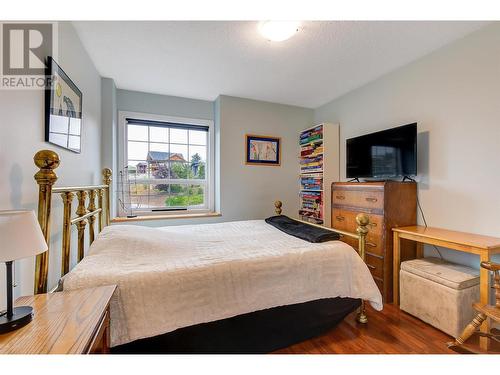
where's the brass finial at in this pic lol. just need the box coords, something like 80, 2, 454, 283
356, 213, 370, 227
274, 200, 283, 215
34, 149, 60, 170
102, 168, 112, 185
34, 149, 59, 189
356, 213, 369, 236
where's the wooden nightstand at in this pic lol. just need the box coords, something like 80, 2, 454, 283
0, 285, 116, 354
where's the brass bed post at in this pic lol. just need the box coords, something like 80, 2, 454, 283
33, 150, 60, 294
97, 188, 104, 231
75, 191, 88, 262
356, 213, 370, 324
87, 189, 97, 244
102, 168, 112, 226
60, 191, 74, 276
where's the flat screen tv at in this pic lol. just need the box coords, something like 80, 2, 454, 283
346, 123, 417, 179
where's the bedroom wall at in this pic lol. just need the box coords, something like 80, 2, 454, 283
0, 22, 103, 307
314, 22, 500, 268
116, 89, 214, 120
215, 95, 314, 222
101, 78, 118, 217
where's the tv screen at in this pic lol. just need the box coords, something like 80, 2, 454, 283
346, 123, 417, 179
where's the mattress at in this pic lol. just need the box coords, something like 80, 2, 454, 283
62, 220, 383, 347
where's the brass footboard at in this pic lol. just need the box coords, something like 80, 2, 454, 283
273, 200, 370, 323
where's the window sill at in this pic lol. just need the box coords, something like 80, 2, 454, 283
111, 212, 221, 223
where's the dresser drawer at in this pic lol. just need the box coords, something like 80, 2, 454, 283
372, 276, 384, 293
332, 208, 350, 231
365, 253, 384, 280
332, 209, 384, 255
337, 235, 381, 258
365, 236, 384, 256
332, 208, 383, 234
339, 236, 384, 257
332, 188, 384, 212
339, 235, 359, 251
337, 236, 384, 279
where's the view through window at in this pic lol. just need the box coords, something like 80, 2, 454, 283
122, 118, 209, 214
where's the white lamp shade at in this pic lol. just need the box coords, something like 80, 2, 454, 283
0, 210, 47, 262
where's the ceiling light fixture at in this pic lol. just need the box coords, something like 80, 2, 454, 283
258, 21, 301, 42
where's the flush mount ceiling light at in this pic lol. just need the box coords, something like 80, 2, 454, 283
258, 21, 301, 42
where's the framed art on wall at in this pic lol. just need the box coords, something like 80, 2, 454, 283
245, 134, 281, 166
45, 56, 83, 153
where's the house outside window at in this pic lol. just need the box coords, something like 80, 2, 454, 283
118, 112, 215, 217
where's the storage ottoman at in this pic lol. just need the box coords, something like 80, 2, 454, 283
400, 257, 479, 338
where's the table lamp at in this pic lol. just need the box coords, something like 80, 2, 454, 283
0, 210, 47, 333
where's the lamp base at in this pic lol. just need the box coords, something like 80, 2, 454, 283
0, 306, 33, 334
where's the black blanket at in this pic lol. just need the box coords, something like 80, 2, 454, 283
265, 215, 341, 243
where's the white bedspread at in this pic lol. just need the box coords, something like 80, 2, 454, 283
62, 220, 383, 347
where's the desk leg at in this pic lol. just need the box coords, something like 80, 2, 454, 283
416, 243, 424, 259
393, 232, 401, 306
479, 252, 490, 351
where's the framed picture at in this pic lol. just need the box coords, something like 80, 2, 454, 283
245, 134, 281, 166
45, 56, 83, 153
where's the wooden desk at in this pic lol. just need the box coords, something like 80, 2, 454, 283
0, 285, 116, 354
392, 226, 500, 344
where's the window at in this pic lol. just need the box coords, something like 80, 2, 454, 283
118, 113, 214, 217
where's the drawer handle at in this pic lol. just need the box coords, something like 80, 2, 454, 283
335, 216, 345, 221
369, 222, 377, 227
365, 197, 378, 203
366, 242, 377, 248
335, 195, 345, 200
367, 264, 376, 270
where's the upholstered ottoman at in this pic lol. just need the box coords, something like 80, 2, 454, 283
400, 257, 479, 338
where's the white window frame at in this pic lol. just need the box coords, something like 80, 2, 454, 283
118, 111, 215, 217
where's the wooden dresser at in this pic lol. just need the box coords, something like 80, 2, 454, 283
0, 285, 116, 354
331, 181, 417, 302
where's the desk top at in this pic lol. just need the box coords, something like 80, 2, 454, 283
0, 285, 116, 354
393, 225, 500, 251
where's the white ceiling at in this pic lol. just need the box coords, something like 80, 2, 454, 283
72, 21, 488, 108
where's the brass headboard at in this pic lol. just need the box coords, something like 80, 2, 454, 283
33, 150, 112, 294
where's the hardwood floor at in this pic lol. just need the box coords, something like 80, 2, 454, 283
274, 304, 456, 354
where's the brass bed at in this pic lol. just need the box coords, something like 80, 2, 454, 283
32, 149, 372, 351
